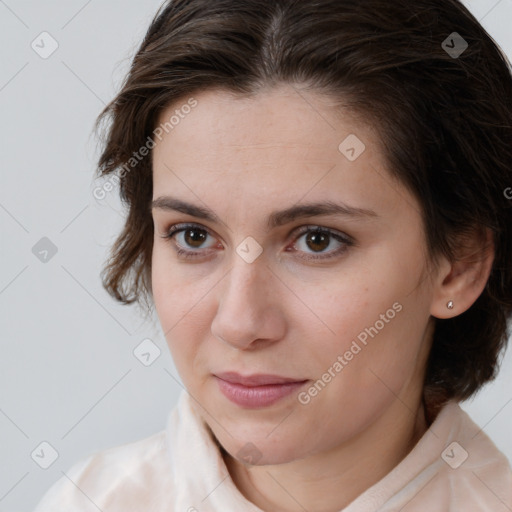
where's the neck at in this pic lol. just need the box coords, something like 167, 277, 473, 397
223, 399, 428, 512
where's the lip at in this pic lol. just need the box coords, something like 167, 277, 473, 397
215, 371, 306, 386
214, 372, 309, 408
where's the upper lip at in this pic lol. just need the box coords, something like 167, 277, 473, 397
215, 372, 307, 387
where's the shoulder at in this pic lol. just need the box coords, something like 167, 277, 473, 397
33, 430, 174, 512
421, 402, 512, 511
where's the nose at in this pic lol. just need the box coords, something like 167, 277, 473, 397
210, 255, 286, 350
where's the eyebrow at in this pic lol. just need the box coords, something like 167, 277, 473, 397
151, 196, 378, 229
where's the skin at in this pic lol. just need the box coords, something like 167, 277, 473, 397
150, 84, 493, 512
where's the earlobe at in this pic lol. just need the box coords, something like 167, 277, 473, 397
430, 229, 494, 320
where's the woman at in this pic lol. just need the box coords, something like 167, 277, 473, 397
34, 0, 512, 510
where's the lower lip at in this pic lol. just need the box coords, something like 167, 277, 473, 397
215, 377, 308, 408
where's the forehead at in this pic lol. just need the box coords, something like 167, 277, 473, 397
151, 85, 415, 223
156, 86, 366, 151
153, 86, 375, 174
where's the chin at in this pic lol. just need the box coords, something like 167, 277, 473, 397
215, 425, 313, 467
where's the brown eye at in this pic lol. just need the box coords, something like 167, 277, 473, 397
305, 231, 330, 252
290, 226, 353, 262
183, 228, 208, 248
161, 223, 219, 258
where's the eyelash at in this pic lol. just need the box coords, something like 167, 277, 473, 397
159, 222, 354, 262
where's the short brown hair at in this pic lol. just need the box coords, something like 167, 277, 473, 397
94, 0, 512, 407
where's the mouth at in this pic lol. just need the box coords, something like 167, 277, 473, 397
214, 372, 309, 408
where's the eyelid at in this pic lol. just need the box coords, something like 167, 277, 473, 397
164, 222, 217, 239
161, 222, 352, 241
161, 222, 355, 250
162, 222, 221, 250
287, 224, 354, 261
291, 224, 353, 242
160, 221, 354, 261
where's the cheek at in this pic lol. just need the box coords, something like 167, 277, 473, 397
304, 250, 429, 383
297, 304, 426, 441
300, 269, 394, 349
151, 248, 206, 365
151, 244, 225, 376
151, 244, 210, 326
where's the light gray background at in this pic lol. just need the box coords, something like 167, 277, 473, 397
1, 1, 511, 510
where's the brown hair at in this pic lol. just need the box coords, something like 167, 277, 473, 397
94, 0, 512, 407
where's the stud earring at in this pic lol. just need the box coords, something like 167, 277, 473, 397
447, 300, 454, 310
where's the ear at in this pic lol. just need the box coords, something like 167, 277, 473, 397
430, 228, 494, 319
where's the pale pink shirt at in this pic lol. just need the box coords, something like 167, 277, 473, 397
34, 390, 512, 511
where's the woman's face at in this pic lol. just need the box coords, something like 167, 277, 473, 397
151, 85, 437, 465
